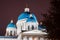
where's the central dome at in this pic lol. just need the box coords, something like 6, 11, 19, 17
18, 12, 37, 22
18, 12, 30, 20
18, 8, 37, 22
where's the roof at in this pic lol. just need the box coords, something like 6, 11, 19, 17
18, 12, 37, 22
38, 25, 46, 30
26, 17, 36, 22
7, 20, 16, 28
18, 12, 30, 20
22, 30, 47, 36
0, 36, 17, 38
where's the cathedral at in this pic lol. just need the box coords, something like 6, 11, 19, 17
0, 7, 48, 40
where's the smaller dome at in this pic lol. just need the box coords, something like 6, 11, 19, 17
26, 17, 36, 22
26, 14, 37, 22
7, 20, 16, 28
38, 25, 46, 30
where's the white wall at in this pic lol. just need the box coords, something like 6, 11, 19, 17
0, 38, 17, 40
26, 22, 38, 31
16, 19, 27, 35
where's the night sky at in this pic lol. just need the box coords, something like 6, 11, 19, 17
0, 0, 50, 35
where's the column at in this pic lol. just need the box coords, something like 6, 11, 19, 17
9, 31, 10, 36
5, 32, 7, 36
40, 37, 44, 40
29, 36, 32, 40
23, 36, 27, 40
12, 31, 14, 36
17, 33, 22, 40
34, 37, 39, 40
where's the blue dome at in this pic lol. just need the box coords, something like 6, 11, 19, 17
38, 25, 46, 30
18, 12, 37, 22
7, 20, 16, 28
18, 12, 30, 20
26, 17, 36, 22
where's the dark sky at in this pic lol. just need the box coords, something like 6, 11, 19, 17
0, 0, 50, 35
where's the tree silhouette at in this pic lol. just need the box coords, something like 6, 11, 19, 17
48, 0, 60, 39
42, 0, 60, 39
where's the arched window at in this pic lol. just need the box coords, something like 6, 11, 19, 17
32, 25, 34, 30
28, 26, 30, 31
21, 26, 22, 31
10, 31, 12, 36
14, 31, 16, 36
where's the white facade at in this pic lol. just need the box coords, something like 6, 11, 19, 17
0, 7, 48, 40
